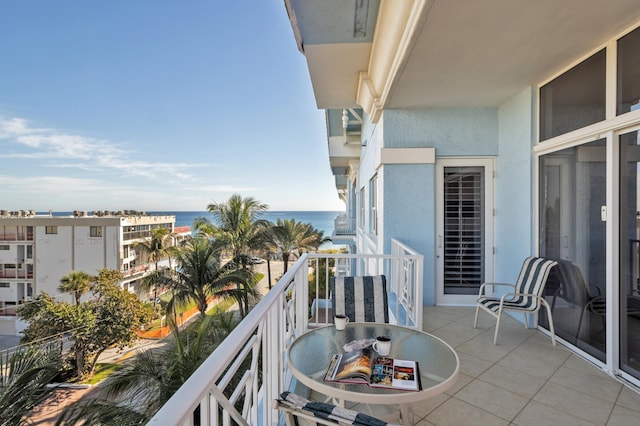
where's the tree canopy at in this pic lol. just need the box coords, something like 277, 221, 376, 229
18, 269, 153, 379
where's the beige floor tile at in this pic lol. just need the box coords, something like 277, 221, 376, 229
455, 379, 529, 421
497, 350, 562, 380
477, 363, 546, 398
410, 392, 449, 419
513, 400, 598, 426
425, 397, 509, 426
548, 365, 621, 403
456, 335, 512, 363
533, 382, 614, 425
443, 371, 473, 396
456, 351, 494, 378
414, 418, 437, 426
606, 405, 640, 426
490, 322, 537, 347
429, 322, 484, 347
425, 306, 474, 322
616, 385, 640, 413
562, 354, 608, 376
514, 335, 572, 364
423, 314, 454, 333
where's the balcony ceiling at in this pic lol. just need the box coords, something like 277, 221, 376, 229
287, 0, 640, 109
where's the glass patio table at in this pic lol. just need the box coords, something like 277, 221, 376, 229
287, 322, 459, 425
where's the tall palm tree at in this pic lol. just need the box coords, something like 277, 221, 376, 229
169, 237, 257, 317
271, 218, 324, 273
133, 227, 173, 301
194, 194, 269, 313
194, 194, 269, 261
58, 270, 94, 305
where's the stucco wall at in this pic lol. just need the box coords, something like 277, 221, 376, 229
382, 109, 498, 154
35, 225, 74, 302
495, 87, 537, 282
376, 109, 498, 305
356, 102, 538, 305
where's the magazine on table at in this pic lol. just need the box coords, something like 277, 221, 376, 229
323, 347, 421, 391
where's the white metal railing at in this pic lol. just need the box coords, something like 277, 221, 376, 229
333, 214, 356, 235
148, 244, 423, 425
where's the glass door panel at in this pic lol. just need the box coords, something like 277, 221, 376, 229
539, 139, 607, 361
619, 131, 640, 377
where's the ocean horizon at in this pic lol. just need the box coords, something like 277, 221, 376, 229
154, 210, 343, 237
46, 210, 345, 241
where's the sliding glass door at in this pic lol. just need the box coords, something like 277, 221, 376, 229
539, 139, 607, 361
619, 130, 640, 378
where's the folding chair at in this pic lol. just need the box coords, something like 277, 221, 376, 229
331, 275, 389, 323
274, 391, 397, 426
474, 257, 558, 345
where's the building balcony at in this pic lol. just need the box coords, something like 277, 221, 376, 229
333, 214, 356, 236
148, 240, 640, 425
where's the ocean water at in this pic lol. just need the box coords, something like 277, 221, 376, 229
152, 210, 343, 239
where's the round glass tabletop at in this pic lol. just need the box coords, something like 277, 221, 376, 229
287, 322, 459, 405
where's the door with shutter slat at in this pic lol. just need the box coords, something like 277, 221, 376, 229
436, 158, 494, 305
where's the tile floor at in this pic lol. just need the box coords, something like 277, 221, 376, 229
412, 306, 640, 425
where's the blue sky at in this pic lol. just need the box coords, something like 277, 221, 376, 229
0, 1, 345, 212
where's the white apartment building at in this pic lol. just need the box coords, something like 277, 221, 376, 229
0, 210, 181, 335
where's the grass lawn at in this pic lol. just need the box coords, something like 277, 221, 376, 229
82, 363, 123, 385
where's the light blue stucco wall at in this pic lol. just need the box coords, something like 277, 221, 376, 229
379, 109, 498, 305
356, 99, 537, 306
495, 87, 537, 283
382, 109, 499, 154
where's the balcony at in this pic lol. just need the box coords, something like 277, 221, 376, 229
149, 240, 640, 425
333, 214, 356, 236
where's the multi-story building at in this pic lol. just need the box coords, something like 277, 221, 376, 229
0, 210, 182, 334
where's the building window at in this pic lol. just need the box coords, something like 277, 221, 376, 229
0, 245, 8, 250
90, 226, 103, 237
45, 226, 57, 234
617, 27, 640, 115
26, 245, 32, 259
540, 49, 606, 141
369, 175, 378, 235
358, 188, 365, 227
0, 283, 9, 288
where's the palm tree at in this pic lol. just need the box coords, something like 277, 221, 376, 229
194, 194, 270, 313
169, 237, 258, 317
271, 218, 324, 273
133, 227, 173, 301
58, 270, 93, 305
56, 313, 238, 424
0, 345, 61, 425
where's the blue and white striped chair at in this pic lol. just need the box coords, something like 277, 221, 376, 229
331, 275, 389, 323
275, 392, 397, 426
474, 257, 558, 345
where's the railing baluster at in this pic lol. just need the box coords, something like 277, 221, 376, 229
148, 242, 423, 425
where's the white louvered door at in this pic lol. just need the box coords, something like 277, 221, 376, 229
436, 158, 494, 305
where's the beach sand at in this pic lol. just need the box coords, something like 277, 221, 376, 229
252, 260, 287, 294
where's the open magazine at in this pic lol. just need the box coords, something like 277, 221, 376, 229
323, 347, 421, 391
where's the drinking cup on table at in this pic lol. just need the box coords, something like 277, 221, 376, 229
334, 314, 349, 330
373, 336, 391, 356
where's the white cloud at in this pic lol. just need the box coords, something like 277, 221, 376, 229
0, 115, 203, 181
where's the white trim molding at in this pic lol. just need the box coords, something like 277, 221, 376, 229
379, 147, 435, 166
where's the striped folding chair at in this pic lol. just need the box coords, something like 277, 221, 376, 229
474, 257, 558, 345
275, 392, 398, 426
331, 275, 389, 323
